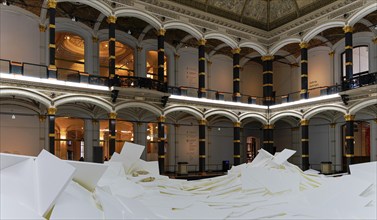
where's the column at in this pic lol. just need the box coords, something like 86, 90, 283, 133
108, 112, 117, 157
199, 119, 206, 173
262, 55, 274, 105
344, 114, 355, 172
157, 116, 166, 174
48, 107, 57, 154
47, 0, 57, 79
343, 25, 353, 90
157, 29, 166, 83
107, 16, 117, 82
198, 38, 206, 98
92, 37, 100, 75
232, 48, 241, 102
84, 119, 93, 162
301, 119, 309, 171
39, 115, 47, 153
300, 42, 309, 99
233, 122, 241, 165
263, 124, 274, 154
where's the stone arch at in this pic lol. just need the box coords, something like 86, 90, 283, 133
349, 99, 377, 115
239, 112, 268, 124
204, 32, 238, 49
54, 95, 113, 113
303, 20, 345, 42
204, 109, 238, 122
164, 21, 202, 40
348, 2, 377, 26
239, 42, 267, 56
115, 8, 161, 30
304, 104, 347, 120
269, 37, 301, 55
115, 101, 162, 116
0, 87, 51, 108
164, 105, 203, 120
270, 111, 302, 124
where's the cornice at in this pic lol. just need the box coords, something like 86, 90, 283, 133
134, 0, 364, 46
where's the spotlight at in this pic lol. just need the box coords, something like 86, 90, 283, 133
71, 16, 78, 22
127, 30, 131, 35
2, 0, 9, 6
11, 114, 15, 119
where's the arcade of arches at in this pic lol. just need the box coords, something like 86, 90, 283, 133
0, 0, 376, 174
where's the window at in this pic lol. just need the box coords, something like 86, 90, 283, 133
146, 51, 168, 82
99, 41, 134, 77
341, 46, 369, 78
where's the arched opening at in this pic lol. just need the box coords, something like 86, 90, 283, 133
341, 121, 370, 171
146, 122, 168, 161
56, 32, 85, 81
55, 117, 84, 160
146, 51, 168, 82
99, 40, 135, 77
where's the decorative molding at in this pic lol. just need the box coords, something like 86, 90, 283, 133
189, 18, 218, 31
145, 6, 179, 19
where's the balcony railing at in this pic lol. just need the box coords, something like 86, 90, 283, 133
1, 58, 375, 106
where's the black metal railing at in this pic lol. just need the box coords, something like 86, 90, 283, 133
1, 58, 376, 105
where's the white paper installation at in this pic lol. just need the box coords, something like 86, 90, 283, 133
1, 143, 376, 219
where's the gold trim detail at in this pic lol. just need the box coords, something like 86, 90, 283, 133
301, 74, 308, 77
263, 84, 273, 87
48, 107, 57, 115
344, 115, 355, 121
109, 37, 116, 42
200, 88, 206, 92
261, 55, 274, 61
301, 154, 309, 158
234, 122, 241, 127
92, 37, 98, 43
345, 62, 352, 66
301, 139, 309, 142
39, 24, 46, 32
233, 78, 240, 81
157, 116, 165, 122
231, 48, 241, 54
158, 28, 166, 36
199, 72, 206, 75
39, 115, 46, 122
158, 48, 165, 52
47, 0, 57, 8
199, 119, 206, 125
373, 38, 377, 44
199, 139, 206, 142
199, 155, 206, 158
48, 65, 57, 71
158, 65, 164, 68
265, 97, 272, 101
109, 112, 117, 119
198, 38, 206, 45
301, 119, 309, 126
158, 155, 165, 159
300, 89, 307, 94
233, 140, 241, 143
107, 16, 117, 24
345, 154, 354, 158
233, 65, 240, 68
234, 92, 241, 97
263, 141, 274, 144
301, 60, 308, 63
109, 135, 116, 139
233, 155, 241, 158
199, 57, 206, 61
263, 71, 273, 74
345, 136, 354, 139
343, 25, 353, 33
48, 133, 55, 137
299, 42, 309, 49
109, 55, 116, 60
49, 44, 56, 48
345, 46, 353, 50
329, 51, 335, 57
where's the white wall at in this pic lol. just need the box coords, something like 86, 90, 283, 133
0, 107, 42, 156
175, 118, 199, 168
208, 55, 233, 94
308, 118, 331, 170
207, 121, 233, 167
0, 8, 41, 64
273, 62, 296, 97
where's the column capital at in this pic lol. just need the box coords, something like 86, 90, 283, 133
299, 42, 309, 49
231, 48, 241, 54
330, 123, 336, 128
344, 114, 355, 121
372, 37, 377, 44
39, 24, 46, 32
328, 50, 335, 57
263, 124, 274, 129
233, 122, 241, 127
39, 115, 46, 122
107, 15, 117, 24
47, 0, 57, 9
157, 28, 166, 36
343, 25, 353, 33
300, 119, 309, 126
157, 115, 166, 123
261, 55, 274, 61
48, 107, 57, 115
108, 112, 117, 119
198, 38, 206, 46
92, 36, 99, 43
198, 119, 207, 125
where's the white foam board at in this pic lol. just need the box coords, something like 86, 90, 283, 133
0, 153, 35, 170
66, 160, 108, 191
